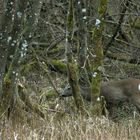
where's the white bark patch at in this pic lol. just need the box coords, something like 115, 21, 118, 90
17, 11, 22, 18
138, 84, 140, 91
83, 16, 87, 20
82, 8, 86, 13
97, 97, 100, 102
95, 19, 101, 27
92, 72, 97, 77
7, 36, 12, 42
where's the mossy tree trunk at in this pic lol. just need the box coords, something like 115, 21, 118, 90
0, 0, 44, 119
75, 0, 90, 86
0, 0, 17, 103
90, 0, 108, 115
66, 0, 85, 114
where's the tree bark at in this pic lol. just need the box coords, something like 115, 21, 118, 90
0, 0, 44, 119
90, 0, 108, 116
66, 0, 85, 114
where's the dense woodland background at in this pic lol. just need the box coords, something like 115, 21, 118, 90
0, 0, 140, 139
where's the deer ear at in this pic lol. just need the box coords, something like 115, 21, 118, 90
60, 85, 72, 97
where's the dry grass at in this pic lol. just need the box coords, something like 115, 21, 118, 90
0, 114, 140, 140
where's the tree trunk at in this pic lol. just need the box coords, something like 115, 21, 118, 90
90, 0, 108, 116
66, 0, 85, 114
75, 0, 90, 86
0, 0, 44, 119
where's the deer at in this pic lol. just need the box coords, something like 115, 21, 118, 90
61, 78, 140, 112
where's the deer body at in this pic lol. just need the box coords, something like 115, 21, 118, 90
61, 78, 140, 111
